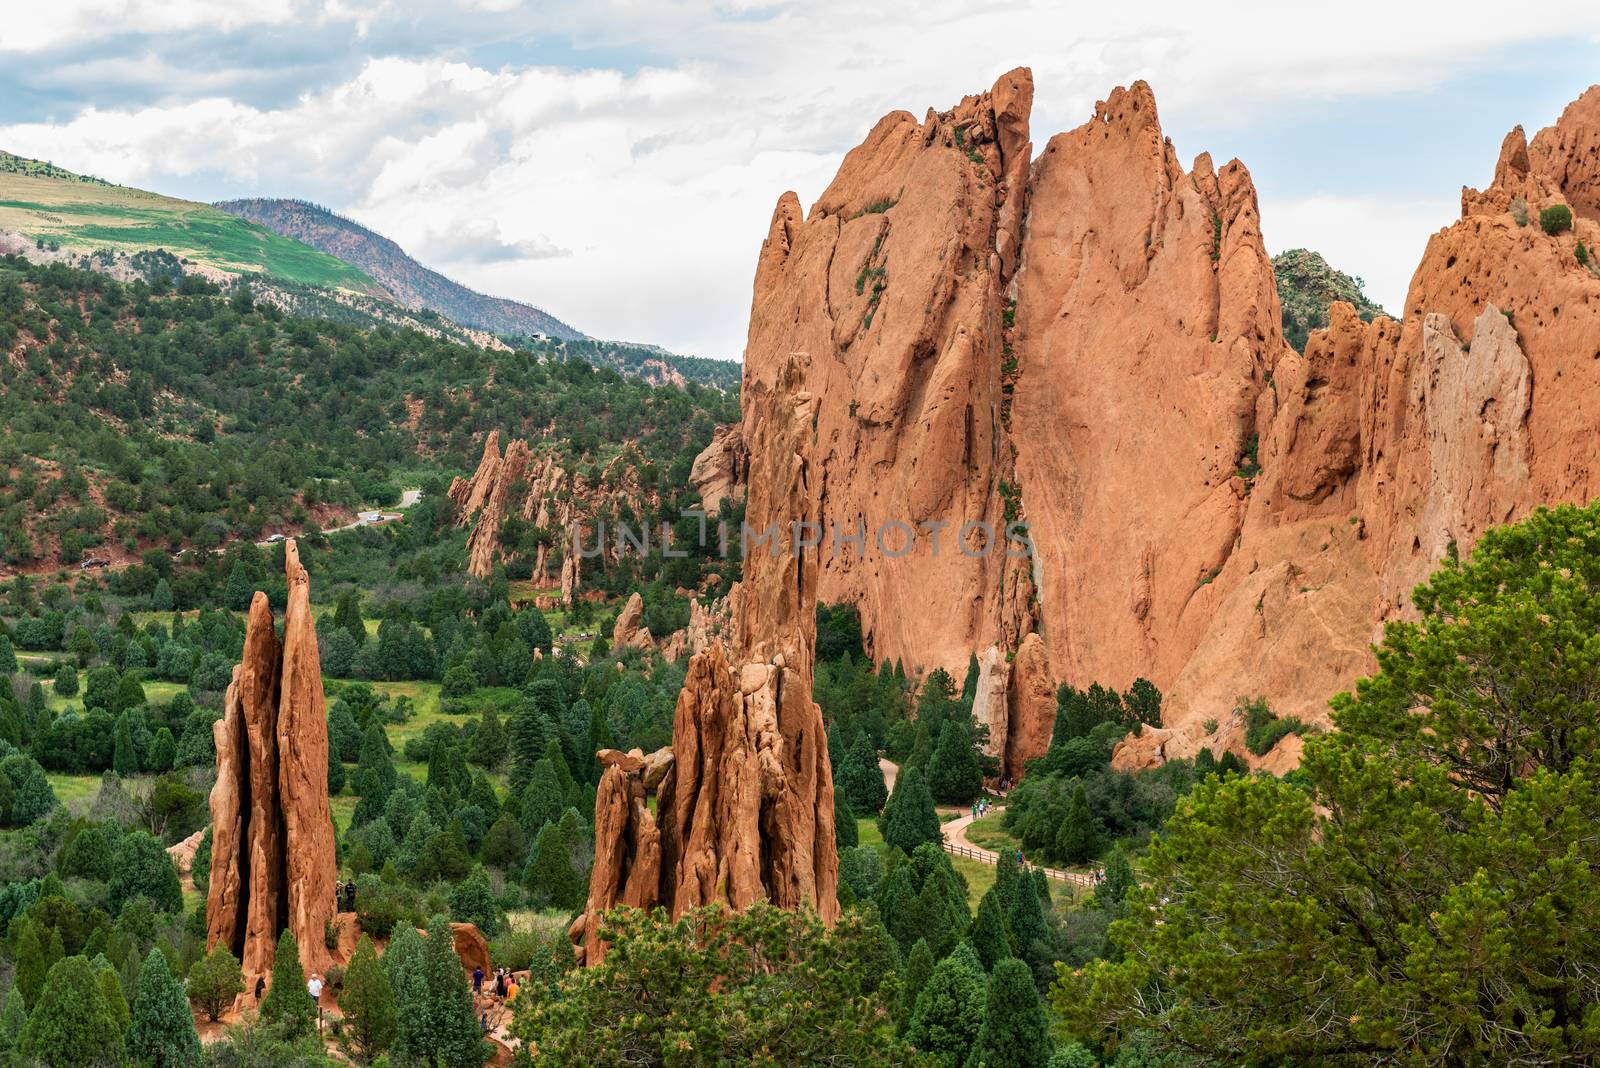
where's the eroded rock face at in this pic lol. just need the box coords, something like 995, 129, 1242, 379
611, 591, 655, 651
574, 355, 838, 965
968, 646, 1009, 770
717, 71, 1600, 774
689, 424, 747, 514
206, 540, 338, 987
735, 67, 1038, 679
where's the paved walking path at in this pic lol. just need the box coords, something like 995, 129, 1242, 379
942, 809, 1100, 887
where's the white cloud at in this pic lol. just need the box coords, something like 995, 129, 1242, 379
3, 1, 1599, 356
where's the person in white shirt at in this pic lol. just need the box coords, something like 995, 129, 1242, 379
307, 974, 323, 1004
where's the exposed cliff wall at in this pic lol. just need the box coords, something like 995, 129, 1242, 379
705, 72, 1600, 773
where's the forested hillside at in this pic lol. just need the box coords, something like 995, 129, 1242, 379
0, 256, 737, 573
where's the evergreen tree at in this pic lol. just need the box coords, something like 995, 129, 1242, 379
897, 937, 935, 1033
1003, 856, 1051, 982
52, 661, 78, 697
905, 722, 934, 771
1053, 782, 1100, 865
14, 917, 48, 1007
526, 820, 585, 910
519, 757, 566, 841
1095, 843, 1134, 912
880, 766, 941, 853
334, 590, 367, 646
95, 957, 132, 1035
353, 721, 397, 819
482, 813, 528, 870
449, 868, 501, 936
113, 710, 143, 775
835, 789, 859, 850
184, 945, 243, 1022
926, 719, 984, 805
258, 929, 315, 1040
392, 920, 485, 1067
967, 958, 1050, 1068
0, 986, 25, 1059
109, 830, 182, 915
960, 652, 981, 705
22, 955, 124, 1067
467, 707, 507, 769
151, 579, 174, 613
0, 636, 14, 674
906, 942, 987, 1067
223, 562, 253, 612
339, 935, 396, 1065
426, 740, 471, 805
148, 727, 176, 773
126, 949, 201, 1068
970, 888, 1014, 972
837, 730, 888, 815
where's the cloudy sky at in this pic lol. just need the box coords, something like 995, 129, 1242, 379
3, 2, 1598, 360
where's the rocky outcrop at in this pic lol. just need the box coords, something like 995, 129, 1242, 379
968, 646, 1009, 770
573, 354, 838, 965
720, 73, 1600, 774
449, 432, 659, 586
206, 540, 339, 988
611, 592, 655, 651
689, 424, 747, 514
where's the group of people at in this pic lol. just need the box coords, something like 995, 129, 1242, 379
333, 880, 358, 913
472, 965, 520, 1003
969, 797, 993, 820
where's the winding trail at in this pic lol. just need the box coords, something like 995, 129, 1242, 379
877, 756, 1099, 887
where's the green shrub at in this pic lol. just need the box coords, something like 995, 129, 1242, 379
1240, 696, 1310, 756
1540, 203, 1574, 236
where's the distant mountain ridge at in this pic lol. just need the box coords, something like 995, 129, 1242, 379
215, 197, 584, 340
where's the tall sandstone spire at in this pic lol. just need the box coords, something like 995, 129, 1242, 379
206, 540, 339, 987
701, 72, 1600, 775
572, 353, 837, 966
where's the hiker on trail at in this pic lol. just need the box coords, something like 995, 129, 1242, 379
481, 1011, 490, 1033
473, 967, 484, 995
308, 973, 323, 1005
495, 968, 507, 999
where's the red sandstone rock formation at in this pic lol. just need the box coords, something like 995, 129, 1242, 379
206, 540, 339, 988
689, 424, 747, 514
611, 592, 655, 651
573, 355, 838, 966
707, 72, 1600, 774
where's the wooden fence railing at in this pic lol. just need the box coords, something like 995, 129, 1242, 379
939, 840, 1100, 887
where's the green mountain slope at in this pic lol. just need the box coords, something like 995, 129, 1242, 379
0, 254, 738, 572
1272, 248, 1389, 352
0, 167, 381, 294
215, 197, 581, 339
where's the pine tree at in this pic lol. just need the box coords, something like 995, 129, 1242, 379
967, 958, 1050, 1068
22, 955, 124, 1067
334, 590, 367, 646
526, 820, 585, 910
519, 757, 566, 841
897, 937, 935, 1033
355, 722, 397, 806
14, 917, 48, 1007
126, 949, 201, 1068
960, 652, 980, 706
223, 562, 253, 612
0, 636, 15, 675
95, 956, 131, 1036
148, 727, 176, 773
837, 730, 888, 815
184, 945, 243, 1022
905, 942, 987, 1066
1096, 843, 1134, 912
1004, 859, 1051, 981
421, 916, 487, 1067
468, 708, 507, 769
113, 710, 143, 776
482, 813, 528, 870
0, 986, 25, 1058
835, 789, 859, 850
971, 888, 1013, 972
926, 719, 983, 805
258, 929, 315, 1040
339, 935, 396, 1065
880, 766, 941, 853
1054, 782, 1099, 865
52, 661, 78, 697
449, 868, 501, 936
151, 579, 174, 613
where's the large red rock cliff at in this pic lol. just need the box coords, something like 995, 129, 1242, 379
705, 71, 1600, 774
